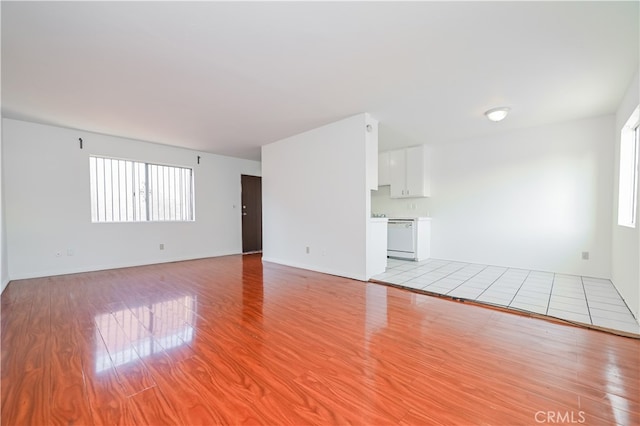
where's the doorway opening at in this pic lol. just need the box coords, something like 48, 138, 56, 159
241, 175, 262, 253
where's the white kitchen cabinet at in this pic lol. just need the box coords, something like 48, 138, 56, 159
415, 217, 431, 261
388, 145, 430, 198
389, 149, 406, 197
378, 151, 390, 186
367, 218, 388, 278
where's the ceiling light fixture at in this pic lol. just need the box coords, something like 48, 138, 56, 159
484, 107, 510, 122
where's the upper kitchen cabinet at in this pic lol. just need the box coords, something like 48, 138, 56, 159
388, 145, 430, 198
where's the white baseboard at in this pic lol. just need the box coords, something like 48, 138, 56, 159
0, 277, 9, 295
261, 256, 367, 282
7, 251, 242, 281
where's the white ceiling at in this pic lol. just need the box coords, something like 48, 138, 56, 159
2, 1, 638, 161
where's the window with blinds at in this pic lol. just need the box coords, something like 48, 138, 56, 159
89, 156, 194, 223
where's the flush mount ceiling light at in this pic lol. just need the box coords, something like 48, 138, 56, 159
484, 107, 510, 122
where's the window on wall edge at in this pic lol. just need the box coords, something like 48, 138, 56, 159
89, 156, 195, 223
618, 105, 640, 228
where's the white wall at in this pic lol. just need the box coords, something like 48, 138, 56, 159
611, 71, 640, 321
371, 185, 431, 218
411, 116, 613, 278
3, 118, 261, 280
0, 0, 6, 293
262, 113, 375, 281
0, 116, 8, 293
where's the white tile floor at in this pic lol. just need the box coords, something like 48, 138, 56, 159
373, 258, 640, 336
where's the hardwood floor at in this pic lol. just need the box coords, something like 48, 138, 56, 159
2, 254, 639, 425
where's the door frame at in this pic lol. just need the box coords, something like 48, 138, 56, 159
241, 174, 262, 253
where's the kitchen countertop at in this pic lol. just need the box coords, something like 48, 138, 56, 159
370, 217, 389, 223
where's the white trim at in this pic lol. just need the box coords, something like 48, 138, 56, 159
262, 257, 368, 282
6, 251, 241, 281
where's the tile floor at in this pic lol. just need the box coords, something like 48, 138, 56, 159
373, 258, 640, 336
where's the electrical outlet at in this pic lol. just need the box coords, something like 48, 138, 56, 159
160, 243, 165, 250
67, 249, 74, 256
581, 251, 589, 260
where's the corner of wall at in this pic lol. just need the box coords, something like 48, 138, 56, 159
611, 70, 640, 321
1, 117, 9, 294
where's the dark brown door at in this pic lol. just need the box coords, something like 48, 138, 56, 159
241, 175, 262, 253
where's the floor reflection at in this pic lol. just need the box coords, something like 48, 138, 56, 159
95, 294, 196, 373
365, 284, 388, 341
242, 255, 264, 325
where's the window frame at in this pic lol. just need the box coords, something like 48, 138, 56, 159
89, 155, 195, 223
617, 105, 640, 228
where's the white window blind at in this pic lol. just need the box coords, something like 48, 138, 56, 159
90, 156, 194, 223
